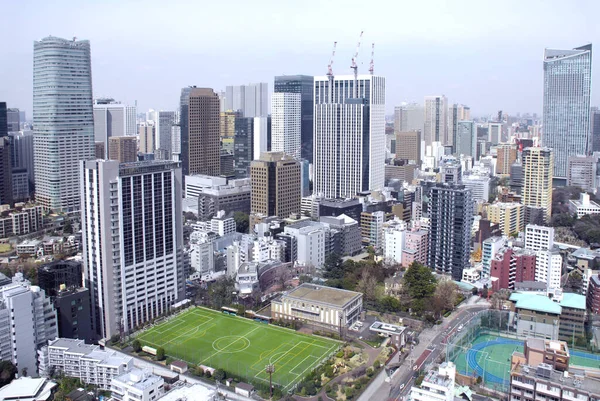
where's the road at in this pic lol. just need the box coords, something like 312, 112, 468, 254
358, 297, 490, 401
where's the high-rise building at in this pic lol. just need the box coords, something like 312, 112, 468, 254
455, 121, 476, 158
233, 117, 254, 178
253, 116, 270, 159
80, 160, 184, 338
225, 83, 269, 118
543, 45, 592, 179
220, 110, 238, 139
274, 75, 314, 162
93, 99, 137, 156
592, 106, 600, 152
179, 87, 193, 176
496, 143, 518, 176
138, 124, 155, 154
394, 103, 424, 133
188, 88, 220, 176
488, 122, 502, 144
271, 92, 301, 159
250, 152, 301, 221
156, 111, 177, 160
94, 142, 105, 159
522, 147, 553, 222
487, 202, 524, 237
0, 102, 7, 137
567, 155, 597, 192
395, 131, 421, 164
313, 74, 385, 198
108, 136, 137, 163
6, 108, 20, 132
9, 131, 34, 186
0, 137, 13, 206
33, 36, 94, 212
424, 95, 448, 147
426, 183, 474, 280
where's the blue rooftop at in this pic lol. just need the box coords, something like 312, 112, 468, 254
559, 293, 586, 310
509, 292, 562, 315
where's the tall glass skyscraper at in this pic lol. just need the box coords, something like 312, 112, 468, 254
33, 36, 94, 212
274, 75, 314, 162
543, 44, 592, 179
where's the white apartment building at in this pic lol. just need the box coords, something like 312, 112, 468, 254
0, 282, 57, 376
313, 75, 385, 198
39, 338, 133, 390
111, 368, 164, 401
210, 211, 236, 236
525, 224, 554, 251
284, 221, 327, 269
383, 219, 407, 263
569, 193, 600, 218
81, 160, 185, 338
271, 93, 301, 159
409, 362, 456, 401
535, 248, 563, 291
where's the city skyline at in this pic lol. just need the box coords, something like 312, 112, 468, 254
1, 0, 599, 117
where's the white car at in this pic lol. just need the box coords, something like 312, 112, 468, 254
400, 383, 405, 390
458, 324, 464, 332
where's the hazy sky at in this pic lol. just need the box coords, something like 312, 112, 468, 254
2, 0, 599, 117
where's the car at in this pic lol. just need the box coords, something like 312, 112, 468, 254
400, 383, 405, 390
458, 324, 464, 332
356, 321, 363, 327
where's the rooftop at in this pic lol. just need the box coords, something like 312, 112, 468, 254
559, 293, 587, 310
0, 377, 57, 401
284, 283, 362, 307
113, 368, 163, 391
509, 293, 562, 315
158, 384, 215, 401
369, 321, 406, 335
512, 363, 600, 394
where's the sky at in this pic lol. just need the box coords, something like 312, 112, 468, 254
1, 0, 599, 118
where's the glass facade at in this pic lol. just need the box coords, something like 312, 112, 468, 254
543, 45, 592, 178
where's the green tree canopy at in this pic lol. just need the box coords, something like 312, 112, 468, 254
0, 361, 17, 387
233, 212, 249, 234
403, 262, 437, 299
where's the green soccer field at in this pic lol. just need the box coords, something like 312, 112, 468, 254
136, 307, 340, 391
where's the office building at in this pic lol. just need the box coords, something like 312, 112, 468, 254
12, 168, 29, 202
271, 283, 362, 329
271, 93, 301, 159
455, 121, 476, 158
487, 202, 524, 236
93, 99, 137, 156
220, 110, 238, 139
250, 152, 301, 221
522, 147, 553, 222
462, 173, 490, 202
496, 143, 518, 176
81, 160, 184, 338
33, 37, 94, 212
39, 338, 133, 389
220, 150, 234, 176
187, 176, 251, 220
394, 102, 424, 133
0, 137, 12, 206
179, 87, 192, 175
0, 102, 6, 137
319, 198, 362, 222
409, 362, 456, 401
283, 221, 328, 268
567, 155, 596, 192
9, 131, 34, 185
274, 75, 314, 162
233, 117, 254, 178
395, 131, 421, 164
592, 106, 600, 152
424, 95, 448, 147
488, 122, 502, 144
510, 338, 600, 399
187, 88, 220, 176
139, 124, 155, 154
427, 183, 474, 280
510, 161, 524, 194
320, 215, 361, 256
38, 260, 83, 297
108, 136, 137, 163
225, 83, 269, 118
155, 111, 177, 159
558, 293, 587, 344
543, 45, 592, 178
94, 142, 105, 159
361, 211, 388, 248
53, 287, 94, 343
6, 107, 20, 132
0, 282, 58, 376
313, 74, 385, 198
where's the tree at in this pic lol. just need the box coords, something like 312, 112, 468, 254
356, 268, 377, 301
132, 339, 141, 353
403, 262, 437, 299
213, 368, 226, 381
323, 253, 343, 279
184, 211, 198, 222
63, 221, 73, 235
156, 347, 165, 361
0, 361, 17, 387
380, 296, 401, 312
299, 275, 312, 284
21, 367, 27, 377
233, 211, 249, 234
433, 281, 459, 314
481, 286, 489, 299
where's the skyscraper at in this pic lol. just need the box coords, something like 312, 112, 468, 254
108, 136, 137, 163
271, 92, 301, 159
424, 95, 448, 148
274, 75, 314, 163
156, 111, 177, 159
225, 83, 269, 118
522, 147, 553, 222
187, 88, 220, 176
455, 121, 476, 158
0, 102, 7, 137
488, 122, 502, 144
93, 99, 137, 156
426, 183, 474, 280
496, 143, 518, 176
179, 87, 193, 175
591, 106, 600, 152
33, 36, 94, 212
138, 124, 155, 154
313, 74, 386, 198
394, 103, 424, 133
250, 152, 301, 221
0, 103, 11, 205
395, 131, 421, 164
233, 117, 254, 178
6, 108, 20, 132
80, 159, 184, 338
543, 45, 592, 178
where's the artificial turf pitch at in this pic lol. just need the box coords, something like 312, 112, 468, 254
137, 307, 340, 391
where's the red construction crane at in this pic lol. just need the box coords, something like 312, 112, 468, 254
369, 43, 375, 75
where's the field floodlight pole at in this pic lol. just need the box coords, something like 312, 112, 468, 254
265, 364, 275, 398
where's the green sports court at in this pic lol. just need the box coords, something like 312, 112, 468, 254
136, 307, 340, 391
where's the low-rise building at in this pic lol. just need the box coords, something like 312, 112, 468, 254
110, 368, 164, 401
0, 377, 57, 401
558, 293, 587, 344
271, 283, 363, 329
569, 193, 600, 218
509, 293, 561, 340
0, 203, 44, 239
409, 362, 456, 401
157, 384, 216, 401
38, 338, 133, 389
319, 214, 361, 257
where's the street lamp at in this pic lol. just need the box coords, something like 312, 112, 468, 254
265, 364, 275, 398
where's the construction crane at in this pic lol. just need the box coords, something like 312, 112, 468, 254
327, 41, 337, 77
350, 31, 364, 98
369, 43, 375, 75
